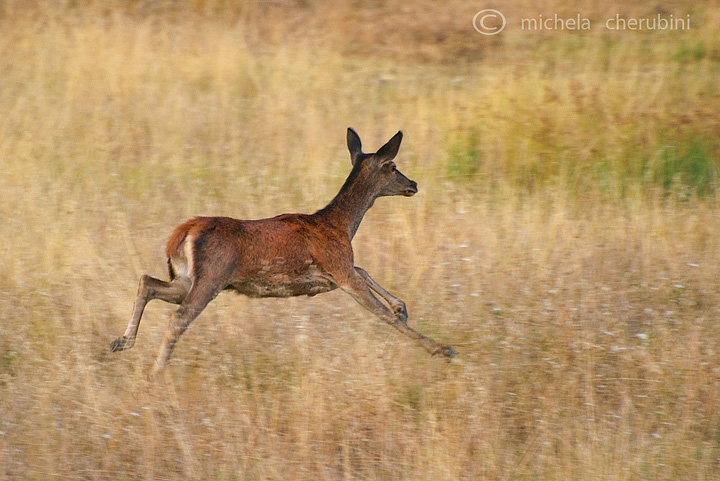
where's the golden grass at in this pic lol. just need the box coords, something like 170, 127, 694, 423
1, 1, 720, 480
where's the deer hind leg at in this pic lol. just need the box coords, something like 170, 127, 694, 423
110, 274, 190, 352
151, 280, 224, 375
340, 272, 456, 359
355, 267, 408, 323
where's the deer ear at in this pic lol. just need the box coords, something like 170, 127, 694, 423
347, 128, 363, 165
375, 131, 403, 161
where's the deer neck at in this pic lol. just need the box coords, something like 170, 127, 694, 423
316, 171, 378, 241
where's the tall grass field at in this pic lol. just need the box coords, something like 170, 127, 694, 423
1, 1, 720, 479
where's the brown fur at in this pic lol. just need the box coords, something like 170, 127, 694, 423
110, 128, 456, 373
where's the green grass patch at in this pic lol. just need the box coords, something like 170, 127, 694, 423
653, 138, 718, 197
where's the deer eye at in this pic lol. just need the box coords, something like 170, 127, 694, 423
384, 162, 396, 173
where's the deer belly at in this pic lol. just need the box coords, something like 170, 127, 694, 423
228, 264, 337, 298
230, 278, 337, 298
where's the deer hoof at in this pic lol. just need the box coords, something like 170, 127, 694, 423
439, 346, 457, 359
109, 336, 135, 352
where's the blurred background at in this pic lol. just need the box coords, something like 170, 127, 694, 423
1, 1, 719, 479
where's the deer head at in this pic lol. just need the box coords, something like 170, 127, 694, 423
346, 128, 418, 198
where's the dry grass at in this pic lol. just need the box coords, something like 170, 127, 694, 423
1, 1, 720, 480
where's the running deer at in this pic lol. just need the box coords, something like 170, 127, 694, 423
110, 128, 456, 372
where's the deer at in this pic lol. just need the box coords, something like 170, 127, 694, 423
110, 128, 456, 373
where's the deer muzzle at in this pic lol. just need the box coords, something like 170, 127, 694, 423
404, 181, 418, 196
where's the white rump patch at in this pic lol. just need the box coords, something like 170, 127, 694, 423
171, 234, 194, 282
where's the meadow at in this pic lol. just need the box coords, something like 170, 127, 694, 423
1, 1, 719, 479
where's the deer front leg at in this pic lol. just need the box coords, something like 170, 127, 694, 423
355, 267, 408, 323
340, 273, 456, 358
110, 274, 190, 352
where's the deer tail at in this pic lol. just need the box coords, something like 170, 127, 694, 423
165, 218, 197, 281
167, 258, 176, 281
